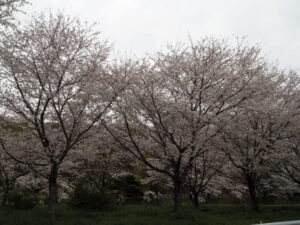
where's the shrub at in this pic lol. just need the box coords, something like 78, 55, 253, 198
68, 183, 115, 210
7, 189, 38, 209
112, 175, 143, 202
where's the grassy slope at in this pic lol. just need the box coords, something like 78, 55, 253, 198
0, 204, 299, 225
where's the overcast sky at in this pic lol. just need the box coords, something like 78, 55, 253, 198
23, 0, 299, 71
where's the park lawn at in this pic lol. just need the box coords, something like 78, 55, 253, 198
0, 204, 299, 225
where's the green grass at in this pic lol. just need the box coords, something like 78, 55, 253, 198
0, 204, 299, 225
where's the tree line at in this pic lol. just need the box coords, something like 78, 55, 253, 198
0, 1, 300, 217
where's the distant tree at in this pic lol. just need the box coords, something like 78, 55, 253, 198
184, 146, 226, 207
141, 168, 173, 199
0, 145, 29, 206
222, 71, 300, 211
0, 118, 30, 206
275, 136, 300, 187
272, 85, 300, 188
73, 131, 134, 191
259, 173, 299, 204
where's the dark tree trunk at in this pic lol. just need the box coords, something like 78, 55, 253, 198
2, 186, 9, 206
47, 162, 58, 217
247, 178, 259, 212
192, 191, 199, 207
173, 175, 183, 212
101, 171, 107, 189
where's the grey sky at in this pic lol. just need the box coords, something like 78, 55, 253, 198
23, 0, 299, 71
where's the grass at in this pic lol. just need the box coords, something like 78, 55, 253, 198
0, 203, 300, 225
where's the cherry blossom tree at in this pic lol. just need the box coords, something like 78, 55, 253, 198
221, 70, 300, 211
259, 174, 299, 203
0, 143, 29, 206
105, 39, 266, 212
271, 91, 300, 188
73, 131, 135, 191
0, 0, 28, 27
0, 13, 126, 216
141, 168, 173, 198
184, 146, 226, 206
0, 117, 31, 205
274, 140, 300, 187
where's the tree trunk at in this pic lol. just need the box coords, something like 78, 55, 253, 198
47, 162, 58, 217
248, 179, 259, 212
173, 175, 183, 212
2, 186, 9, 206
192, 191, 199, 207
101, 171, 107, 189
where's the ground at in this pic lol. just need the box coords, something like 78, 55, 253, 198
0, 204, 300, 225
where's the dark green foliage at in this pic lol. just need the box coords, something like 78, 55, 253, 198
68, 183, 115, 210
112, 175, 143, 202
7, 189, 38, 209
1, 204, 300, 225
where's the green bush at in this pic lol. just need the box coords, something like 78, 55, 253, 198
7, 189, 38, 209
68, 183, 115, 210
111, 175, 143, 202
